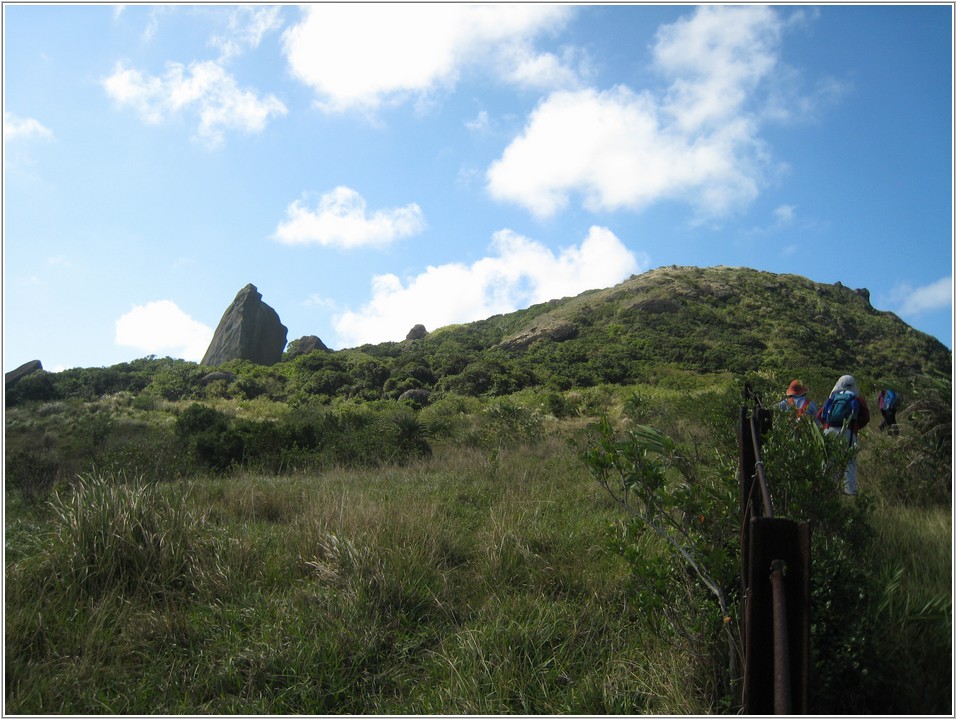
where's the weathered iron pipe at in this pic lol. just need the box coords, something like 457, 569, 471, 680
770, 559, 792, 714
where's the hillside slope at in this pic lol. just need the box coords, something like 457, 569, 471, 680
391, 265, 949, 388
6, 266, 950, 408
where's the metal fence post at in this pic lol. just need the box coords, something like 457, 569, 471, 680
739, 402, 811, 714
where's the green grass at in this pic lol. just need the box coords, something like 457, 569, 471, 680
5, 389, 951, 714
7, 436, 678, 714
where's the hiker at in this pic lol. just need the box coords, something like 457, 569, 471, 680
877, 387, 901, 433
776, 379, 819, 422
817, 374, 870, 495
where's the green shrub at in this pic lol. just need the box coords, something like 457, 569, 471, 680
466, 399, 544, 450
175, 403, 243, 472
419, 394, 483, 439
579, 417, 740, 707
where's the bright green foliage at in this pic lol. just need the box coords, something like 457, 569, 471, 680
580, 417, 741, 704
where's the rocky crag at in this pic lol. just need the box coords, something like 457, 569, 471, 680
201, 284, 288, 367
5, 360, 42, 390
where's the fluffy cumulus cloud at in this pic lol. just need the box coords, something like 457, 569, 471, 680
115, 300, 213, 362
102, 59, 286, 146
272, 187, 426, 248
332, 226, 645, 346
4, 112, 54, 142
486, 5, 787, 220
281, 4, 576, 112
889, 277, 953, 317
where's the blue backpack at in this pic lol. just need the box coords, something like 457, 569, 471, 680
881, 389, 900, 411
826, 390, 859, 426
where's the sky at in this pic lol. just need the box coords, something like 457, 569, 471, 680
3, 3, 954, 374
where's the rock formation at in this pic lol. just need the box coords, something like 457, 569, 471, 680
406, 324, 428, 341
284, 335, 330, 360
201, 284, 288, 367
398, 388, 432, 405
5, 359, 42, 390
498, 322, 579, 351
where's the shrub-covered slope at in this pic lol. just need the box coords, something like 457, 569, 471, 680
6, 266, 950, 408
386, 265, 950, 389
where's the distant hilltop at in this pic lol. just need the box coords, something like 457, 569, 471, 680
6, 267, 950, 391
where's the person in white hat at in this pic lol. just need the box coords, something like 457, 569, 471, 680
818, 374, 871, 495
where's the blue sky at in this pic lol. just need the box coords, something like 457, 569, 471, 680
4, 3, 953, 373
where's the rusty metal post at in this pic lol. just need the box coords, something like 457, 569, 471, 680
739, 398, 811, 714
750, 413, 774, 517
744, 518, 811, 714
770, 559, 792, 714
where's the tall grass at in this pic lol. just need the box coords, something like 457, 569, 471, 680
5, 392, 951, 714
7, 438, 675, 714
868, 503, 952, 712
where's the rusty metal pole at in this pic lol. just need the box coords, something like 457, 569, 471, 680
739, 395, 811, 715
770, 559, 793, 714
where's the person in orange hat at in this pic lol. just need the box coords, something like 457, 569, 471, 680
776, 379, 819, 422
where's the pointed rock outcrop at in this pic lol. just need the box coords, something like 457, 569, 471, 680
201, 284, 288, 367
5, 359, 42, 390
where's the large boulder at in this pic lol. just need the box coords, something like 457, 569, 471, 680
284, 335, 330, 360
201, 284, 288, 367
406, 324, 428, 341
5, 359, 42, 390
398, 388, 432, 406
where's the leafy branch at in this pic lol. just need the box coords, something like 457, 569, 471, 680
580, 417, 742, 675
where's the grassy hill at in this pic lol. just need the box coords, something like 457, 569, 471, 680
4, 265, 952, 714
410, 264, 948, 382
9, 265, 948, 412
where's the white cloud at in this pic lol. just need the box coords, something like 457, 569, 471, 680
272, 186, 426, 248
654, 5, 780, 132
115, 300, 213, 361
210, 6, 284, 61
102, 59, 287, 147
889, 277, 953, 316
4, 113, 54, 142
780, 244, 798, 257
332, 225, 645, 346
773, 204, 796, 225
281, 4, 575, 112
466, 110, 490, 132
487, 85, 765, 219
486, 5, 792, 220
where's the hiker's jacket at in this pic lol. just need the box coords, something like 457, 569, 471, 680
776, 395, 819, 421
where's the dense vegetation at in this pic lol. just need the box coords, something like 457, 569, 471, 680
6, 267, 950, 413
5, 266, 952, 714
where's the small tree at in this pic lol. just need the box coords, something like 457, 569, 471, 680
580, 417, 741, 704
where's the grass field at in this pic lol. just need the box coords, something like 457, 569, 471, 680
4, 384, 952, 714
